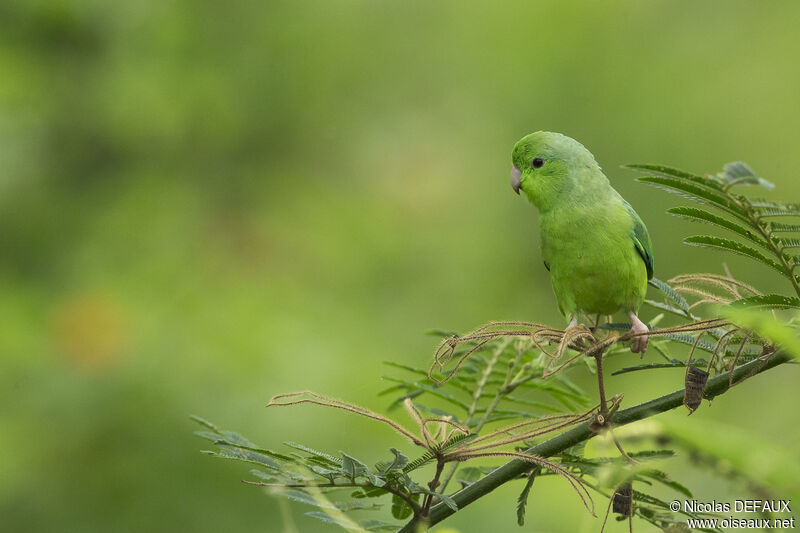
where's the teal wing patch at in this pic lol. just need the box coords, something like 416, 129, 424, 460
623, 200, 654, 279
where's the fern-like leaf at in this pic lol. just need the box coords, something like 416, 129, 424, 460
753, 207, 800, 218
729, 294, 800, 310
643, 299, 700, 320
775, 237, 800, 249
636, 176, 748, 221
403, 451, 436, 473
625, 164, 725, 190
437, 432, 476, 452
516, 470, 538, 526
716, 161, 775, 190
648, 277, 691, 313
750, 200, 800, 211
683, 235, 788, 276
660, 332, 760, 356
204, 437, 297, 463
766, 221, 800, 233
402, 433, 476, 473
667, 206, 770, 250
285, 442, 343, 466
612, 360, 709, 376
305, 512, 397, 531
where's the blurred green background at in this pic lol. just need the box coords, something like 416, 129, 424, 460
2, 1, 799, 532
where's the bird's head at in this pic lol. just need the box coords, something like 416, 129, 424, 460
510, 131, 601, 210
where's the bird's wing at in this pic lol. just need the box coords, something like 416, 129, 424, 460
622, 200, 654, 279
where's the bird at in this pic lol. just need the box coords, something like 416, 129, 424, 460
509, 131, 653, 354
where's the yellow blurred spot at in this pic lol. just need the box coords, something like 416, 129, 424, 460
52, 293, 127, 369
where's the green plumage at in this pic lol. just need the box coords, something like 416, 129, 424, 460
511, 132, 654, 320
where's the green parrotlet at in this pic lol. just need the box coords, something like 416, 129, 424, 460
510, 131, 653, 353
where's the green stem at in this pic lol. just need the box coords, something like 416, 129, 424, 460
397, 350, 790, 532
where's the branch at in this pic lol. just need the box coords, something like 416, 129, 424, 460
398, 350, 791, 532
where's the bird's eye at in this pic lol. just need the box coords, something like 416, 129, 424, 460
531, 158, 545, 169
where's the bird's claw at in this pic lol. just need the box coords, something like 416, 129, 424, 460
563, 316, 595, 351
567, 315, 579, 329
627, 312, 649, 355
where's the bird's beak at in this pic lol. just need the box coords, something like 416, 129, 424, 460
510, 165, 522, 195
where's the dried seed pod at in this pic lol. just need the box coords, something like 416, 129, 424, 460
612, 482, 633, 516
684, 366, 709, 413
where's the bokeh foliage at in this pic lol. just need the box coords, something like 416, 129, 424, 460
2, 1, 800, 532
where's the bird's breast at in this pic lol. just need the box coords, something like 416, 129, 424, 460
539, 204, 644, 314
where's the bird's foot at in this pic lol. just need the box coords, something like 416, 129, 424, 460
627, 312, 649, 356
563, 315, 594, 351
